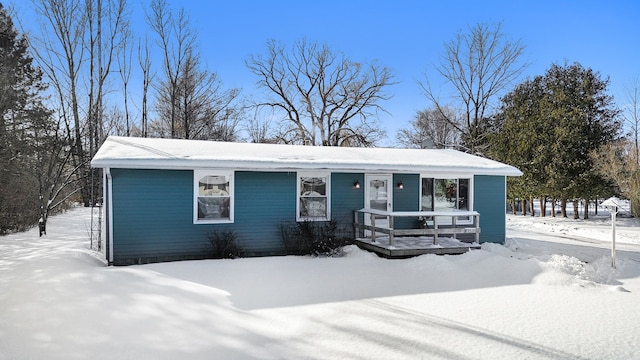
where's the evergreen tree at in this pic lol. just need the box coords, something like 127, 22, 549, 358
0, 4, 59, 233
490, 62, 620, 218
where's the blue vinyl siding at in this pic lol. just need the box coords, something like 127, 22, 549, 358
331, 173, 365, 238
233, 171, 296, 255
110, 169, 369, 264
473, 175, 507, 244
109, 168, 507, 264
111, 169, 210, 264
393, 174, 420, 229
110, 169, 299, 263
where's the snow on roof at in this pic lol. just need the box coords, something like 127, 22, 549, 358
90, 136, 522, 176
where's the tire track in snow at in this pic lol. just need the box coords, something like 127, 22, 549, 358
361, 299, 589, 360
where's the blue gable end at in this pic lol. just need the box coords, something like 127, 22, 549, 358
473, 175, 507, 244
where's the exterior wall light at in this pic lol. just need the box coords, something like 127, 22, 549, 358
353, 181, 361, 189
397, 181, 404, 190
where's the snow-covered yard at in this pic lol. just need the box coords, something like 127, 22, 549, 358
1, 207, 639, 359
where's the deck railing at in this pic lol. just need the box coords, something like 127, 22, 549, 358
353, 209, 481, 247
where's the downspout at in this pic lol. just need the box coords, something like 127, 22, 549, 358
104, 168, 114, 265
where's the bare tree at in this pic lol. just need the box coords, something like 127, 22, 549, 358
31, 0, 128, 206
86, 0, 128, 210
31, 0, 88, 204
396, 107, 461, 148
151, 47, 241, 140
421, 21, 527, 154
591, 139, 640, 216
34, 116, 80, 234
622, 77, 640, 162
102, 105, 127, 136
118, 19, 133, 136
146, 0, 195, 138
245, 108, 279, 143
246, 38, 394, 147
137, 35, 153, 137
87, 0, 129, 155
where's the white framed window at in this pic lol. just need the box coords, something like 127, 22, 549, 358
297, 172, 330, 221
194, 170, 234, 224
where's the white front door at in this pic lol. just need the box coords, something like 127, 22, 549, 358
365, 174, 392, 234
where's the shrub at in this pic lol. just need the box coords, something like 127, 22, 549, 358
208, 229, 243, 259
280, 219, 346, 256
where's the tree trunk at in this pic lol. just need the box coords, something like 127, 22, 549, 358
38, 218, 46, 237
539, 196, 547, 217
522, 199, 527, 216
511, 199, 516, 215
529, 195, 535, 216
560, 198, 567, 218
70, 80, 89, 207
584, 198, 589, 219
124, 80, 130, 136
573, 200, 579, 219
551, 198, 556, 217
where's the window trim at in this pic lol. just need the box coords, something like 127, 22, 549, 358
296, 171, 331, 222
194, 170, 234, 224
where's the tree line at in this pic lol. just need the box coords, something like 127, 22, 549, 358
1, 1, 638, 235
2, 0, 396, 234
397, 25, 637, 217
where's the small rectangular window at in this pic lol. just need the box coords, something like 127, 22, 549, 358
194, 170, 233, 223
297, 173, 330, 221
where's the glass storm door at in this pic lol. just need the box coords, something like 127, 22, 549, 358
365, 174, 392, 234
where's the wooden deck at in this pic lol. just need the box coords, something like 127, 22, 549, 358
354, 236, 480, 258
353, 209, 482, 258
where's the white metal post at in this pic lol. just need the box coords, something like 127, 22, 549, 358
611, 208, 617, 269
601, 197, 622, 269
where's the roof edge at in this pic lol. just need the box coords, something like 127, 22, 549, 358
91, 158, 523, 177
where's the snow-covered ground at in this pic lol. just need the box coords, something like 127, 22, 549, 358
1, 207, 640, 359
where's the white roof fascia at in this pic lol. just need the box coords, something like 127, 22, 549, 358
90, 159, 514, 176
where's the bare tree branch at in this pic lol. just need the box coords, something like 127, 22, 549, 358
421, 21, 528, 154
246, 38, 395, 146
396, 107, 462, 149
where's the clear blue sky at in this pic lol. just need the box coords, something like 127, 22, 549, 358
14, 0, 640, 145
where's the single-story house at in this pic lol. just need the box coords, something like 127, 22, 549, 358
91, 136, 522, 265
